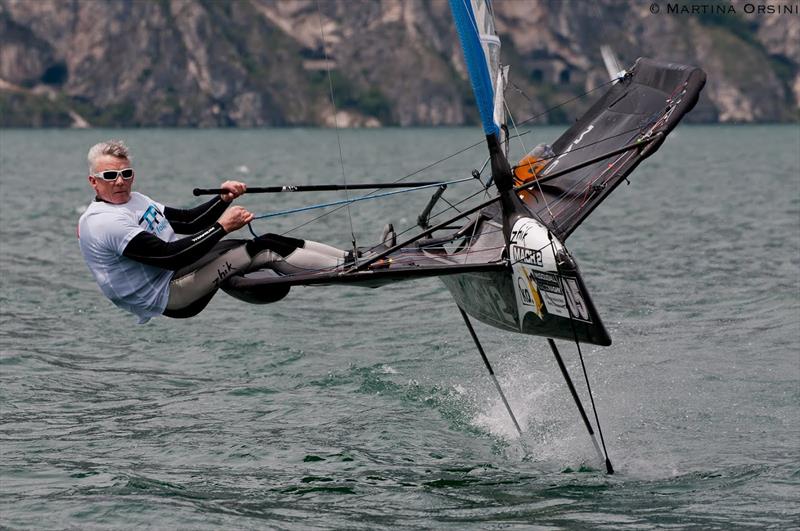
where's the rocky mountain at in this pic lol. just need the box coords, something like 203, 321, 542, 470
1, 0, 797, 127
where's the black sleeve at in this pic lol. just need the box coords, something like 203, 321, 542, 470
164, 197, 229, 234
123, 223, 227, 270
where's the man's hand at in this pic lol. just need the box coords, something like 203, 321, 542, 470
219, 180, 247, 202
218, 206, 254, 233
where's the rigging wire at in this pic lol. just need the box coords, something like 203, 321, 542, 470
404, 123, 646, 238
316, 0, 357, 255
350, 133, 663, 272
278, 77, 619, 238
504, 99, 557, 223
522, 125, 645, 227
250, 178, 474, 221
280, 138, 489, 236
511, 76, 619, 129
261, 69, 637, 255
268, 118, 648, 252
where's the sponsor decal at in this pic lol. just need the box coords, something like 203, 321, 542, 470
138, 204, 168, 234
509, 217, 594, 326
517, 276, 533, 305
528, 271, 561, 320
562, 277, 591, 322
191, 226, 217, 242
511, 244, 543, 267
542, 124, 594, 176
211, 260, 234, 288
529, 271, 592, 323
511, 218, 554, 325
531, 271, 562, 295
510, 220, 540, 245
516, 268, 544, 319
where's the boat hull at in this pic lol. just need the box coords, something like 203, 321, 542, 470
442, 216, 612, 346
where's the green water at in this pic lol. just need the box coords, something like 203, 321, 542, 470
1, 125, 798, 528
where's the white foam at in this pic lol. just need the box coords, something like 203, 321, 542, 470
380, 364, 398, 374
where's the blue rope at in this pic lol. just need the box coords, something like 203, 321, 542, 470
250, 177, 474, 221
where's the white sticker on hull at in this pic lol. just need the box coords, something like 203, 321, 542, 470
510, 244, 543, 267
562, 277, 590, 321
516, 267, 544, 318
530, 270, 570, 319
509, 218, 592, 328
510, 218, 565, 328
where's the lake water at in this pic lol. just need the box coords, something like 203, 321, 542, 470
1, 125, 798, 529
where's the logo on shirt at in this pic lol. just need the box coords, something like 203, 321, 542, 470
139, 205, 168, 234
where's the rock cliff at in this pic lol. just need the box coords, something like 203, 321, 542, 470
1, 0, 797, 127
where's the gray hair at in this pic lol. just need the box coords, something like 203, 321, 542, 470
87, 140, 131, 173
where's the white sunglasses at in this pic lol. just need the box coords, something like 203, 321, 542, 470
93, 168, 134, 181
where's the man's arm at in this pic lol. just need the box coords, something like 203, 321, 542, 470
164, 197, 229, 234
164, 180, 247, 234
123, 224, 227, 270
123, 204, 255, 271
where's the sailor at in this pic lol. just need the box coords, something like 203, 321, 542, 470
78, 140, 352, 323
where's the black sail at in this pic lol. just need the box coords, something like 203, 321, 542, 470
525, 58, 706, 240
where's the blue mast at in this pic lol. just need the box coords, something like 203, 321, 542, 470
449, 0, 500, 141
